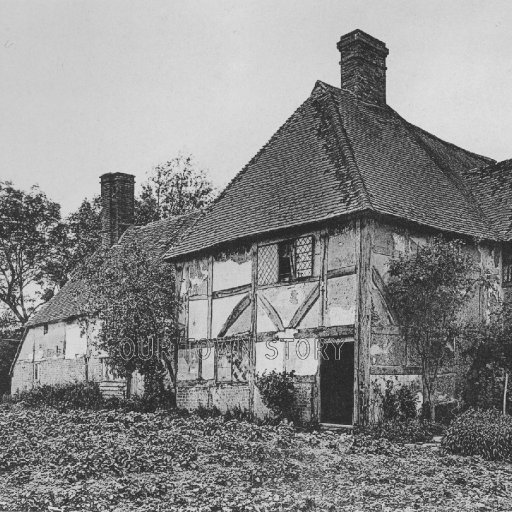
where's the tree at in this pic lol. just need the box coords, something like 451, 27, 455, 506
0, 182, 63, 324
75, 238, 179, 400
0, 309, 23, 395
47, 196, 102, 287
387, 237, 483, 420
135, 153, 216, 225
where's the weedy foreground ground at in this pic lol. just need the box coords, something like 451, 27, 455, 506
0, 404, 511, 511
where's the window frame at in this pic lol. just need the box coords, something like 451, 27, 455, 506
276, 236, 314, 284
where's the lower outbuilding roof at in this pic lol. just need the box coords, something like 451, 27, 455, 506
26, 211, 200, 328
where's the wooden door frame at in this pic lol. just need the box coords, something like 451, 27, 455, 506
318, 338, 355, 425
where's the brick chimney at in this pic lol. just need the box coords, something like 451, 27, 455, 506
337, 29, 389, 105
100, 172, 135, 249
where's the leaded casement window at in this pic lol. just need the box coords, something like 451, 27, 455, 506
258, 236, 314, 285
503, 245, 512, 286
215, 337, 249, 383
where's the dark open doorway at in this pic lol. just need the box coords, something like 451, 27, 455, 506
320, 340, 354, 424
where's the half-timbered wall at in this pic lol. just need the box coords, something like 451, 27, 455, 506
177, 222, 360, 421
368, 219, 502, 421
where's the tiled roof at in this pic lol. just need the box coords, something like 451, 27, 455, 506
463, 159, 512, 240
164, 81, 497, 260
27, 212, 200, 327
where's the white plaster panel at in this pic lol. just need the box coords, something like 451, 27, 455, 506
201, 346, 215, 380
177, 347, 199, 380
18, 329, 35, 361
34, 322, 66, 360
226, 307, 252, 336
297, 299, 319, 329
211, 293, 247, 338
326, 275, 356, 326
213, 259, 251, 292
187, 259, 209, 296
65, 322, 87, 359
285, 339, 318, 375
260, 281, 316, 329
328, 226, 357, 270
257, 305, 277, 333
255, 339, 285, 374
188, 299, 208, 340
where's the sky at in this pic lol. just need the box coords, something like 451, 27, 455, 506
1, 0, 512, 215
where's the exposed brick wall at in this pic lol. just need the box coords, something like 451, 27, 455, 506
11, 362, 33, 393
178, 376, 316, 423
337, 30, 388, 105
177, 381, 250, 413
100, 172, 135, 249
11, 356, 104, 393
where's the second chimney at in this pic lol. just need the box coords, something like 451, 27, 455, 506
337, 29, 389, 105
100, 172, 135, 249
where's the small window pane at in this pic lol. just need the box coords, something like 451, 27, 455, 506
296, 236, 313, 277
278, 241, 294, 281
231, 338, 249, 382
258, 244, 279, 285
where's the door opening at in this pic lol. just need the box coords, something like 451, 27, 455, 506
320, 340, 354, 424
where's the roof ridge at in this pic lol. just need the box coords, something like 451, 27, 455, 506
404, 118, 494, 165
392, 108, 497, 239
476, 158, 512, 173
318, 84, 374, 211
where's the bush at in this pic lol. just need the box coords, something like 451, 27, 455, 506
8, 382, 176, 413
195, 405, 222, 419
255, 370, 296, 421
224, 406, 252, 422
374, 379, 418, 422
443, 408, 512, 461
355, 419, 445, 444
11, 382, 104, 410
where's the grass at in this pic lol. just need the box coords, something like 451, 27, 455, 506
0, 404, 511, 511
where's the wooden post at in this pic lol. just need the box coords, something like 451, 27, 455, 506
319, 230, 328, 327
354, 216, 373, 425
317, 230, 329, 423
249, 243, 258, 418
504, 371, 509, 416
205, 256, 214, 381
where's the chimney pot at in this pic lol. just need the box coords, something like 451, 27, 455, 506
100, 172, 135, 249
337, 29, 389, 105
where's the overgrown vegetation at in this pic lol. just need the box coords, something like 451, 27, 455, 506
75, 238, 178, 399
255, 370, 296, 421
0, 404, 510, 511
8, 382, 104, 410
6, 382, 176, 413
461, 303, 512, 414
374, 379, 418, 422
443, 408, 512, 461
387, 237, 485, 420
355, 419, 444, 446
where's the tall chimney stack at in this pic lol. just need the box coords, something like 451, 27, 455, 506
100, 172, 135, 249
337, 30, 389, 105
